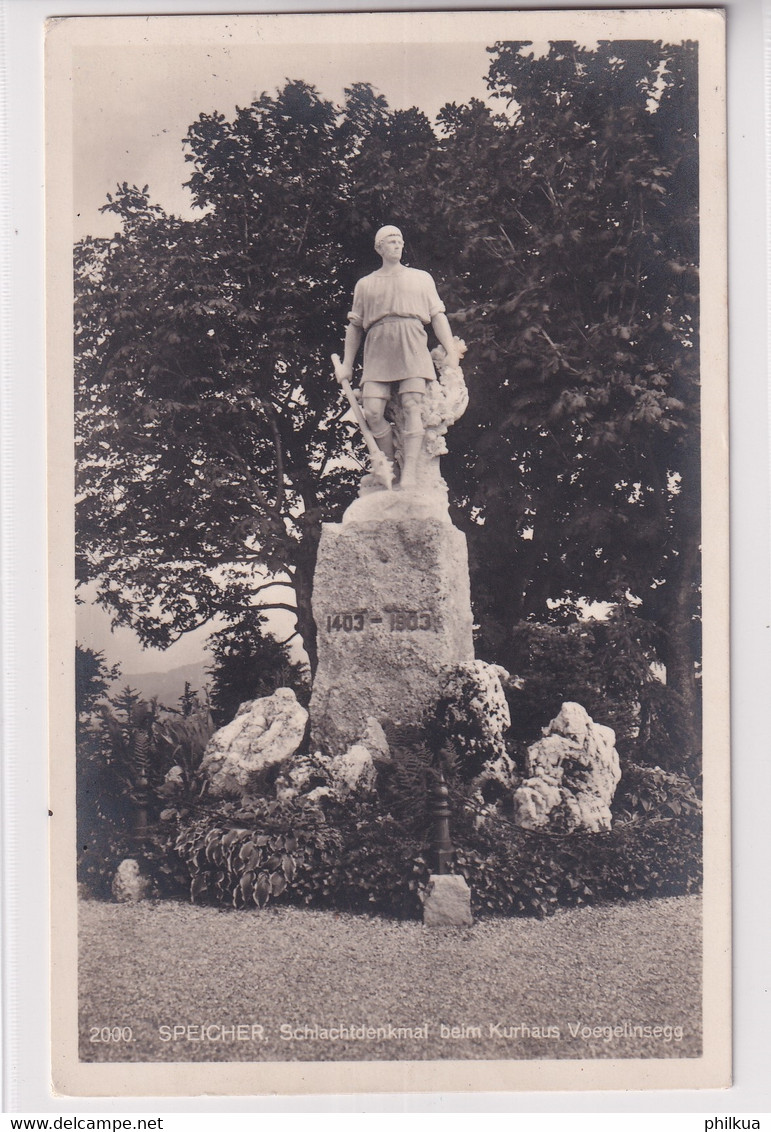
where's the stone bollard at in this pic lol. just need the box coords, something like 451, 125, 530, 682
112, 858, 151, 903
422, 768, 473, 926
422, 874, 473, 927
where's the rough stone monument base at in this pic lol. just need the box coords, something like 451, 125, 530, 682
422, 874, 473, 927
310, 510, 474, 754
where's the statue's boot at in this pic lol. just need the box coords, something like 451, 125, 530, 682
398, 430, 423, 490
372, 423, 395, 458
372, 423, 396, 486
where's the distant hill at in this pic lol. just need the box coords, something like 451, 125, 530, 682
118, 661, 211, 709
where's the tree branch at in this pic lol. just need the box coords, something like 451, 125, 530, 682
218, 437, 282, 520
538, 328, 581, 375
251, 578, 294, 596
277, 630, 301, 647
254, 602, 298, 616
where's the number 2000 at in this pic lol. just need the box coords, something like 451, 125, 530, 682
89, 1026, 133, 1042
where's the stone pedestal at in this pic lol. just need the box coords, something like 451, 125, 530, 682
309, 510, 474, 754
422, 874, 473, 927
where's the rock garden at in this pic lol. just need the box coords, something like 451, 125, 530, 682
77, 650, 702, 925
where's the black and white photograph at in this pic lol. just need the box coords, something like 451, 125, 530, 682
45, 8, 729, 1097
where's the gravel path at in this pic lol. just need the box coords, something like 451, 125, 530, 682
78, 896, 701, 1064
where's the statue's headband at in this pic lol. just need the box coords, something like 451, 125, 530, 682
374, 225, 403, 248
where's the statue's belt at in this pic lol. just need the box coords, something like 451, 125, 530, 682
366, 314, 425, 331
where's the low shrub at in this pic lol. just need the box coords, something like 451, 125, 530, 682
81, 774, 701, 920
293, 814, 426, 919
76, 676, 216, 899
613, 762, 702, 821
79, 683, 702, 920
456, 810, 702, 919
167, 783, 701, 922
173, 797, 426, 920
174, 797, 338, 909
78, 823, 189, 901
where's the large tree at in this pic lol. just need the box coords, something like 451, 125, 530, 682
423, 41, 701, 754
76, 42, 702, 762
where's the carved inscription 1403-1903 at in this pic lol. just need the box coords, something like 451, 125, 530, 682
325, 608, 434, 634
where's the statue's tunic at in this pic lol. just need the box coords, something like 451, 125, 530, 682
347, 266, 445, 384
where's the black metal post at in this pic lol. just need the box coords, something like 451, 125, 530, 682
132, 733, 150, 842
133, 775, 149, 841
429, 769, 454, 874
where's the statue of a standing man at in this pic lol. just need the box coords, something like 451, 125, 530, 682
336, 226, 459, 489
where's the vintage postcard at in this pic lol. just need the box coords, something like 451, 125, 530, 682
46, 8, 729, 1098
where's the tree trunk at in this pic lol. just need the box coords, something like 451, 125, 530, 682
293, 525, 321, 674
658, 484, 702, 771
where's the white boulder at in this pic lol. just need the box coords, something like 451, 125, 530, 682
305, 786, 335, 805
512, 702, 621, 833
201, 687, 308, 798
160, 765, 185, 796
275, 717, 389, 803
422, 873, 473, 927
359, 717, 391, 764
329, 743, 377, 798
274, 752, 319, 803
437, 660, 517, 788
112, 859, 151, 903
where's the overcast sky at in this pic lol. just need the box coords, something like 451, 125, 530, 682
74, 36, 498, 242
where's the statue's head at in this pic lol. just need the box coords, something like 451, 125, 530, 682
374, 225, 404, 253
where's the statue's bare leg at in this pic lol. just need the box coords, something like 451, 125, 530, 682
363, 396, 395, 483
398, 391, 424, 490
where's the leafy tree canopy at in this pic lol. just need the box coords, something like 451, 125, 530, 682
76, 41, 701, 763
